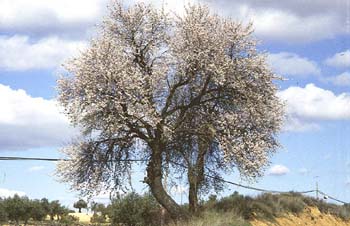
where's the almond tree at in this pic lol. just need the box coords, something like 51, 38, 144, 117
56, 2, 283, 220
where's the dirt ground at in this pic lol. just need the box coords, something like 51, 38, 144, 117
251, 207, 350, 226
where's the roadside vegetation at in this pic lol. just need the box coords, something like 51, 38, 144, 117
0, 194, 77, 225
174, 192, 350, 226
1, 191, 349, 226
106, 191, 350, 226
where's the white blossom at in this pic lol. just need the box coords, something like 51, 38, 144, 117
56, 2, 283, 195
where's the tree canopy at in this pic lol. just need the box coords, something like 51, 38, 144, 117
73, 199, 87, 213
56, 1, 283, 220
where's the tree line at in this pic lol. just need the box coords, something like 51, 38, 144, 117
0, 194, 73, 225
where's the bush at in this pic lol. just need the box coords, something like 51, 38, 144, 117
206, 192, 311, 221
91, 212, 107, 224
278, 196, 305, 214
109, 192, 170, 226
60, 215, 79, 225
250, 201, 274, 220
168, 211, 251, 226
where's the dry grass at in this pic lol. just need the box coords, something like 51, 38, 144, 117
69, 212, 93, 223
168, 211, 251, 226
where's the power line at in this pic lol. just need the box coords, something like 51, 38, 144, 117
0, 157, 66, 161
167, 160, 315, 194
0, 156, 348, 204
0, 156, 146, 162
318, 190, 349, 205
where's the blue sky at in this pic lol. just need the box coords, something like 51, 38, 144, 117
0, 0, 350, 208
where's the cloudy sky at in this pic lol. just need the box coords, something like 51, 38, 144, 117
0, 0, 350, 207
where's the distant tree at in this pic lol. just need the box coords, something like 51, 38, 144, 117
48, 200, 61, 220
0, 198, 7, 224
30, 199, 47, 221
74, 199, 87, 213
57, 205, 69, 220
4, 195, 32, 225
57, 1, 283, 220
40, 198, 50, 218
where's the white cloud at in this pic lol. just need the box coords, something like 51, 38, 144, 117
1, 0, 346, 43
204, 0, 345, 42
325, 50, 350, 68
278, 83, 350, 132
28, 166, 45, 172
0, 188, 26, 198
0, 84, 76, 150
268, 164, 290, 176
323, 72, 350, 86
252, 10, 340, 42
0, 0, 195, 38
278, 84, 350, 121
0, 35, 86, 71
129, 0, 198, 15
282, 116, 320, 132
268, 52, 320, 77
204, 0, 343, 17
0, 0, 107, 38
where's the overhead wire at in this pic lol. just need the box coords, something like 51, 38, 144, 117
0, 156, 347, 204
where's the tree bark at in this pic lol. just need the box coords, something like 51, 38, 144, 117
188, 169, 199, 214
146, 142, 189, 221
187, 133, 208, 214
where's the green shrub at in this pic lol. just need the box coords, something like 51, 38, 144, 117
91, 212, 107, 224
109, 192, 170, 226
60, 214, 79, 225
278, 195, 305, 215
337, 205, 350, 221
250, 201, 274, 220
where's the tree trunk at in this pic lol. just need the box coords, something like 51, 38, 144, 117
79, 208, 81, 213
146, 142, 189, 221
188, 169, 199, 214
187, 134, 208, 214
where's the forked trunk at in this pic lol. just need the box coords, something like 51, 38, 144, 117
146, 142, 189, 221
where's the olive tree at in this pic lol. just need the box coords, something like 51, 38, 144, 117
3, 195, 32, 225
56, 1, 283, 220
0, 198, 7, 224
73, 199, 87, 213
